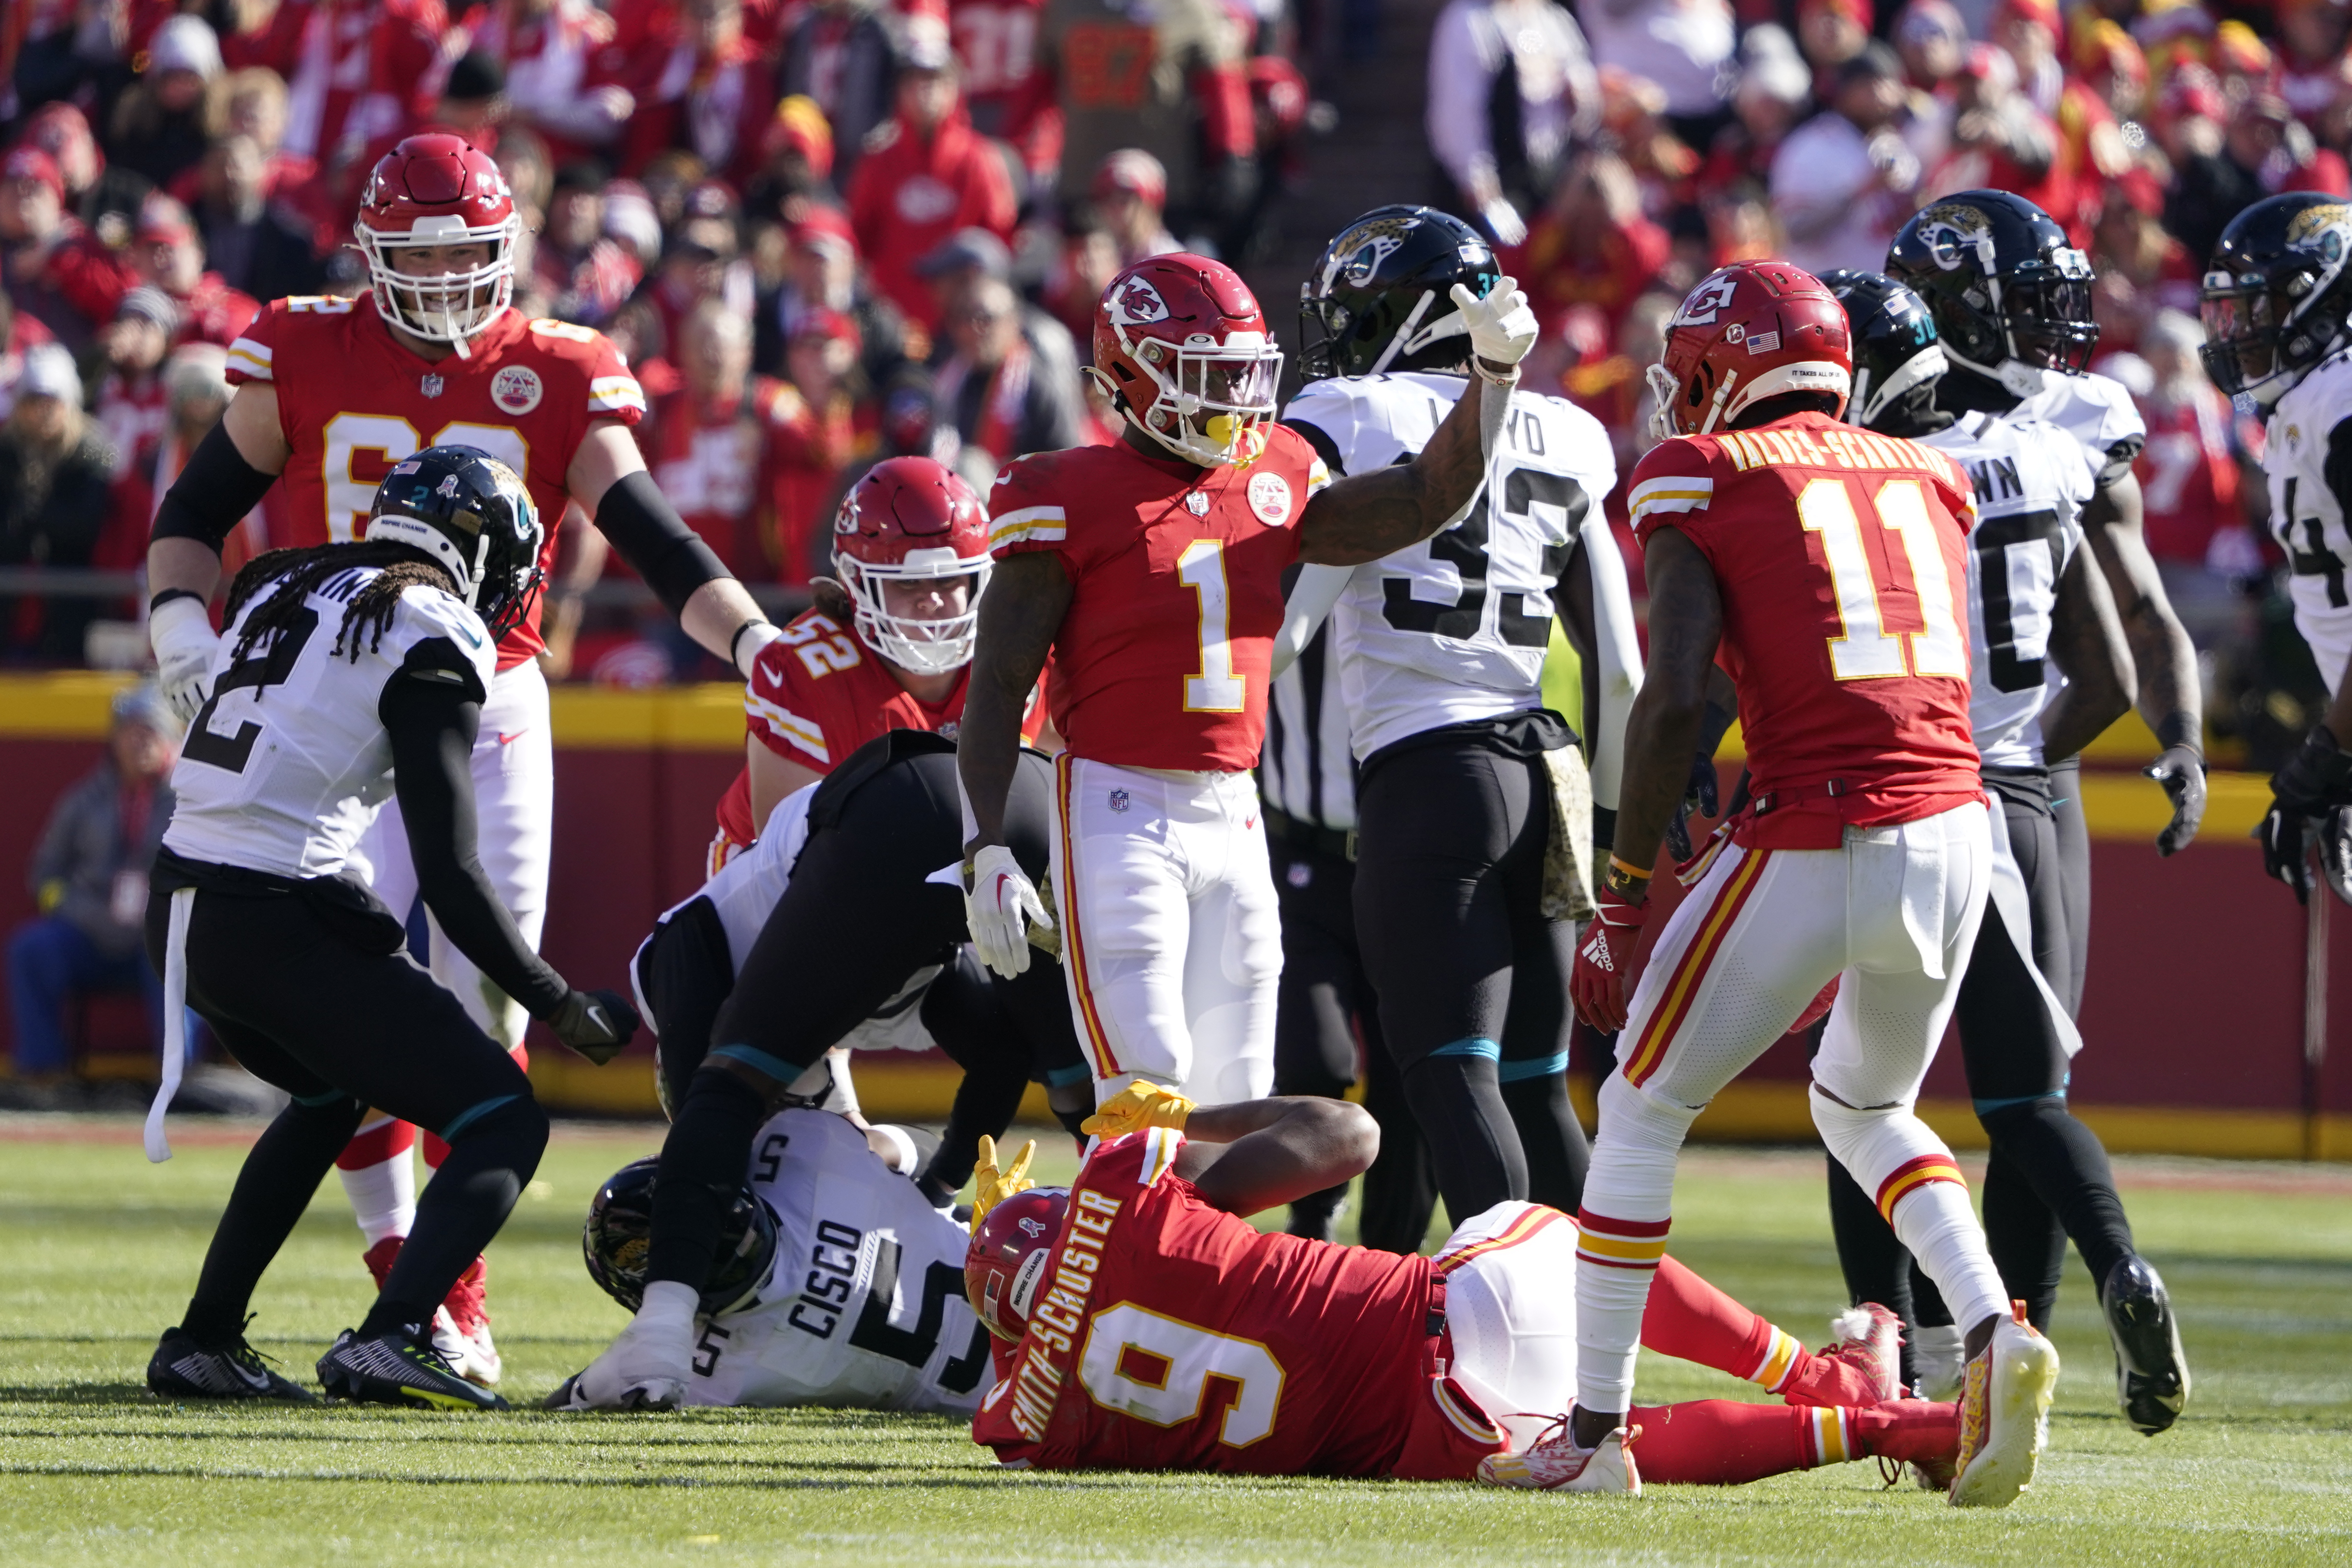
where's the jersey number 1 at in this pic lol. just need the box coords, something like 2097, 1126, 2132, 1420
1178, 541, 1246, 712
1799, 478, 1968, 682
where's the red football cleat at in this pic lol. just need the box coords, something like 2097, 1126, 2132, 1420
437, 1256, 501, 1388
1783, 1302, 1905, 1408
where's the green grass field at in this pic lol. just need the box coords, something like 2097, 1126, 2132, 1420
2, 1115, 2348, 1568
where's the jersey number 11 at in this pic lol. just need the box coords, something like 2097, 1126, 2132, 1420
1799, 477, 1968, 683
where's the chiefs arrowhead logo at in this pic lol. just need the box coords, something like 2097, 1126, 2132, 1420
1110, 276, 1170, 327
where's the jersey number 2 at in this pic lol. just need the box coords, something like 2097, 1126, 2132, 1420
1799, 478, 1968, 682
183, 608, 319, 774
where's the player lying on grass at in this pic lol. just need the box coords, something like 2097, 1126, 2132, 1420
142, 448, 637, 1413
961, 1085, 1961, 1493
546, 1107, 994, 1413
562, 730, 1082, 1410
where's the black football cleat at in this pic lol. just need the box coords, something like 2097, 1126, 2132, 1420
317, 1327, 510, 1411
147, 1326, 316, 1401
2101, 1254, 2189, 1435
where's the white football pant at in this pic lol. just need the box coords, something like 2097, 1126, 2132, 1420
1050, 755, 1281, 1108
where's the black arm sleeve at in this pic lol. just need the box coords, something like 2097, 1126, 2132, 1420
2324, 418, 2352, 520
379, 645, 569, 1020
151, 421, 283, 551
594, 469, 732, 617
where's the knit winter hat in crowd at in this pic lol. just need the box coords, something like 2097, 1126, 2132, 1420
148, 14, 224, 80
117, 286, 181, 334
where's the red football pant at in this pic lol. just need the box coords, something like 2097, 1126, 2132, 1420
1626, 1399, 1958, 1485
1640, 1254, 1880, 1406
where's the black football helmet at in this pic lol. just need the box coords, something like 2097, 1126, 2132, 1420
1819, 269, 1950, 433
365, 444, 544, 637
2200, 193, 2352, 409
1298, 205, 1503, 381
583, 1158, 779, 1315
1886, 190, 2097, 399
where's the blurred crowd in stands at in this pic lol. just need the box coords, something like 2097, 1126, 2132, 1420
0, 0, 2342, 742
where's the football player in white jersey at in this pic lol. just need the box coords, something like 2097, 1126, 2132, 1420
2200, 195, 2352, 902
141, 448, 637, 1412
1888, 191, 2209, 1004
1828, 274, 2190, 1433
567, 733, 1081, 1411
1275, 206, 1638, 1230
547, 1113, 992, 1413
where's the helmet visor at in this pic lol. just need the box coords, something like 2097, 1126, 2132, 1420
2198, 283, 2281, 398
1179, 344, 1283, 415
838, 552, 990, 674
361, 222, 518, 343
2004, 263, 2098, 375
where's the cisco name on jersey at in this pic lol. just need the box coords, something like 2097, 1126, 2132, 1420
162, 569, 498, 879
1927, 412, 2095, 767
1285, 371, 1618, 759
2262, 348, 2352, 695
685, 1109, 990, 1412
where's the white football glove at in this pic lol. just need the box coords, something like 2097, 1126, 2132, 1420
149, 595, 221, 724
965, 844, 1050, 979
1452, 275, 1539, 374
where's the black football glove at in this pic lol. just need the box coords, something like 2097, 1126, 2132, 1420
548, 988, 640, 1065
2259, 727, 2352, 902
1663, 750, 1721, 863
2144, 743, 2207, 856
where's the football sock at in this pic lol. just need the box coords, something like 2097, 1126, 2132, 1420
1622, 1400, 1859, 1485
1500, 1067, 1589, 1215
1634, 1254, 1863, 1405
360, 1095, 546, 1338
185, 1094, 367, 1345
335, 1116, 417, 1247
644, 1069, 769, 1295
1402, 1051, 1526, 1226
1574, 1073, 1696, 1413
1982, 1147, 2068, 1330
1979, 1095, 2136, 1318
1856, 1398, 1962, 1470
1810, 1086, 2007, 1335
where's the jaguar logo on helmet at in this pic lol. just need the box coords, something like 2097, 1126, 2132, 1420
2286, 203, 2352, 265
1915, 203, 1992, 271
1111, 276, 1170, 326
1330, 215, 1415, 287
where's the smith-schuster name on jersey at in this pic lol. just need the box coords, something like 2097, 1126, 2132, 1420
224, 295, 646, 670
681, 1109, 992, 1411
2262, 348, 2352, 695
1925, 411, 2095, 769
989, 429, 1330, 772
1627, 412, 1984, 848
1283, 371, 1618, 759
972, 1128, 1507, 1479
163, 566, 499, 879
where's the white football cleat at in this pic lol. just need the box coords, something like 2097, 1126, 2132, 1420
1950, 1302, 2059, 1509
1476, 1415, 1641, 1496
433, 1256, 501, 1387
554, 1311, 694, 1411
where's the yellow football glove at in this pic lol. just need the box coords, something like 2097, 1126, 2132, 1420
969, 1133, 1036, 1234
1080, 1081, 1196, 1140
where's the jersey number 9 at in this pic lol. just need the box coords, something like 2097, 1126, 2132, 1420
1077, 1302, 1284, 1446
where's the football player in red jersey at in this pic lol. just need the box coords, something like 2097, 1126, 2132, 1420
1564, 263, 2058, 1507
962, 1083, 1961, 1490
955, 254, 1539, 1113
704, 456, 1049, 875
140, 134, 784, 1387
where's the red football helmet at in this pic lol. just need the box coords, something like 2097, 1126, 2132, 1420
1648, 262, 1853, 439
1090, 254, 1283, 466
965, 1185, 1069, 1341
355, 134, 522, 351
832, 456, 992, 674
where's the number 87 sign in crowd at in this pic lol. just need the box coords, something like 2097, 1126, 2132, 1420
148, 157, 2271, 1511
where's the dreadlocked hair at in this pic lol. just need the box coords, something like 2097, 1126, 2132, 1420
224, 542, 461, 666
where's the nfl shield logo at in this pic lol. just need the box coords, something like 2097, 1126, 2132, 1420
1185, 491, 1210, 516
420, 374, 444, 399
1109, 789, 1130, 813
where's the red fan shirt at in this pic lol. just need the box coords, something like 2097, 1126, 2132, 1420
972, 1129, 1506, 1479
1626, 412, 1984, 849
224, 296, 646, 669
988, 430, 1328, 772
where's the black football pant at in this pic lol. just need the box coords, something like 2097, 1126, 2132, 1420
1267, 833, 1438, 1251
1820, 769, 2135, 1353
1351, 732, 1589, 1231
145, 865, 544, 1346
647, 740, 1070, 1295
